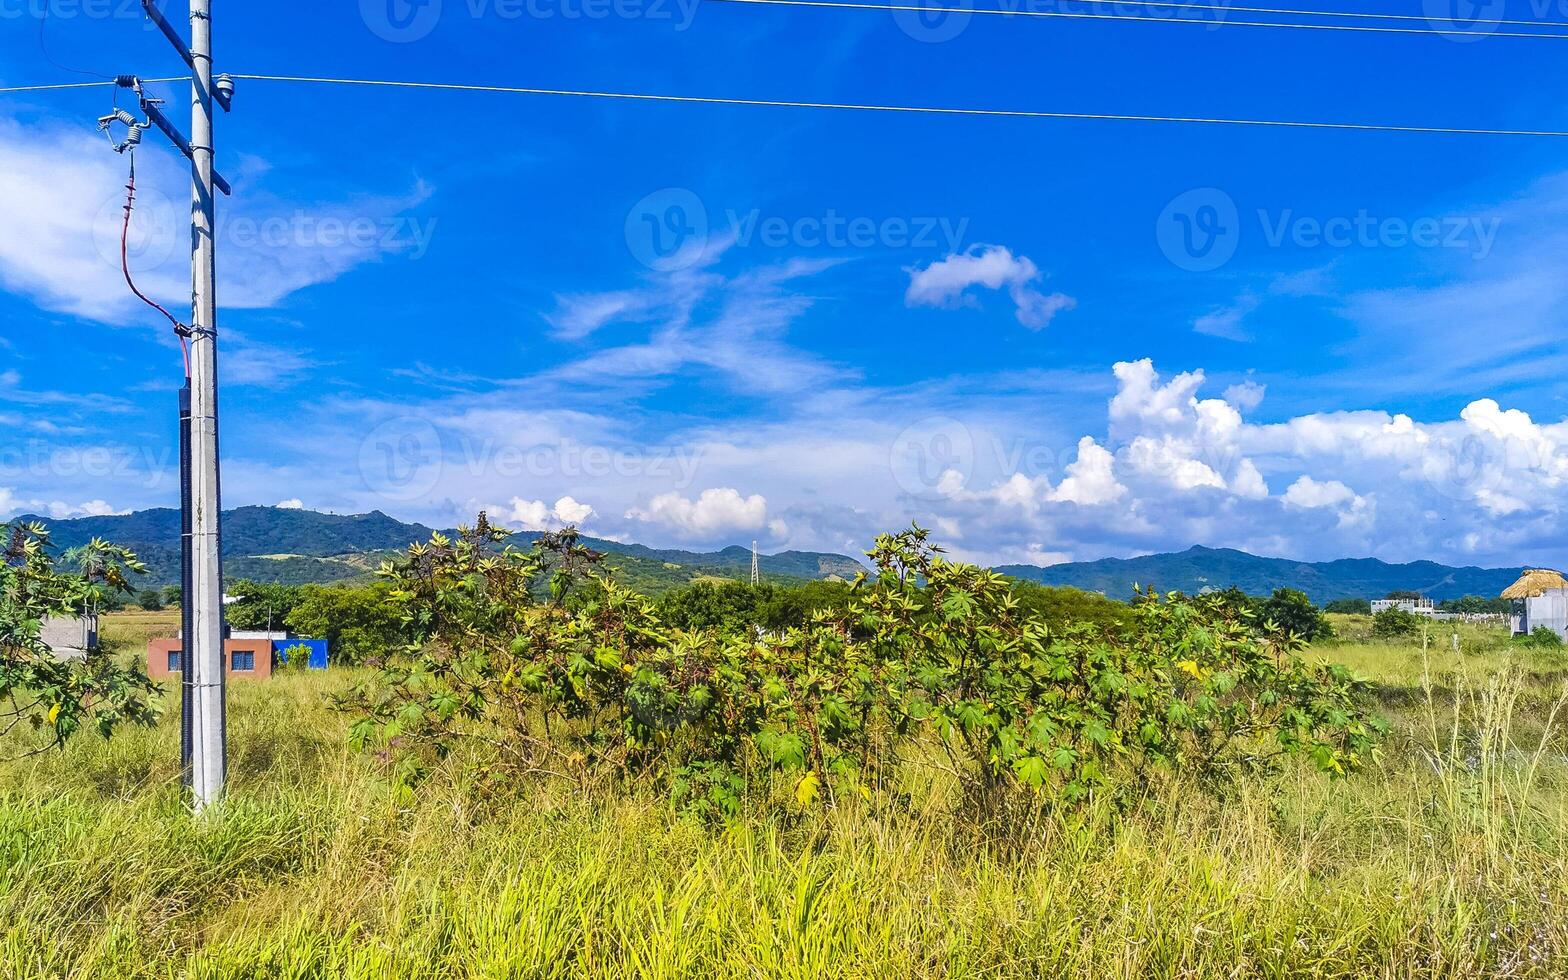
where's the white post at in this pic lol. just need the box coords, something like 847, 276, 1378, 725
187, 0, 226, 810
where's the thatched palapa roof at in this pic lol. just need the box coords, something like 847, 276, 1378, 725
1501, 569, 1568, 600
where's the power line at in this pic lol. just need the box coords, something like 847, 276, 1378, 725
703, 0, 1568, 39
224, 73, 1568, 138
0, 77, 183, 94
38, 0, 115, 81
6, 73, 1566, 139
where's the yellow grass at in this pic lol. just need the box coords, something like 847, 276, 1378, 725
1, 613, 1566, 978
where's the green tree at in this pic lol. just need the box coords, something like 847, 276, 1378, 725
1325, 598, 1371, 615
285, 583, 403, 666
1439, 595, 1511, 615
1257, 588, 1334, 642
136, 589, 164, 612
224, 580, 307, 632
1, 523, 158, 757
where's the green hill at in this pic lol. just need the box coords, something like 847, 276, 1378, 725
998, 545, 1524, 603
14, 506, 866, 596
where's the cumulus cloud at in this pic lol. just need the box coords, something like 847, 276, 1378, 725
626, 488, 769, 537
0, 488, 127, 521
492, 496, 597, 531
896, 354, 1568, 567
905, 245, 1075, 329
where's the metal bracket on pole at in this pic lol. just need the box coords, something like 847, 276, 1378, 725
141, 0, 233, 111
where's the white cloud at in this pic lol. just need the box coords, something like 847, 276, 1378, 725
1049, 437, 1126, 506
0, 488, 127, 521
627, 488, 769, 537
1223, 380, 1266, 413
905, 245, 1075, 329
277, 499, 305, 510
553, 495, 595, 524
492, 496, 597, 531
1282, 476, 1357, 509
0, 112, 433, 325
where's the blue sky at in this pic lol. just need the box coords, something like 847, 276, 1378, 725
4, 0, 1568, 567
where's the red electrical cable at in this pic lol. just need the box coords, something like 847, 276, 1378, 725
120, 155, 190, 378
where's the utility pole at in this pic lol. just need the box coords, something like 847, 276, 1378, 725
110, 0, 234, 810
184, 0, 226, 812
751, 541, 760, 586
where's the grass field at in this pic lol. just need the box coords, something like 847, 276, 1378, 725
3, 613, 1567, 978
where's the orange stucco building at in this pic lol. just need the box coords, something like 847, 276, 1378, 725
147, 637, 276, 681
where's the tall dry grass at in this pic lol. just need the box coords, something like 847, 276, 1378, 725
2, 627, 1567, 978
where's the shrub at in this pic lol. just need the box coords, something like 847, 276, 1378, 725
1514, 626, 1563, 649
0, 523, 158, 756
280, 643, 315, 670
347, 519, 1384, 817
1372, 606, 1424, 639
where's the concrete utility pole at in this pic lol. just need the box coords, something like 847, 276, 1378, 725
107, 2, 234, 809
185, 0, 227, 811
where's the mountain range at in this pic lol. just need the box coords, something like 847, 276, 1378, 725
14, 506, 866, 594
13, 507, 1529, 603
999, 546, 1524, 603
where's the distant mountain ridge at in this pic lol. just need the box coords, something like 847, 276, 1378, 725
999, 545, 1525, 603
14, 506, 866, 593
14, 507, 1528, 602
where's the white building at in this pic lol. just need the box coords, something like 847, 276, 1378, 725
1371, 597, 1438, 616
